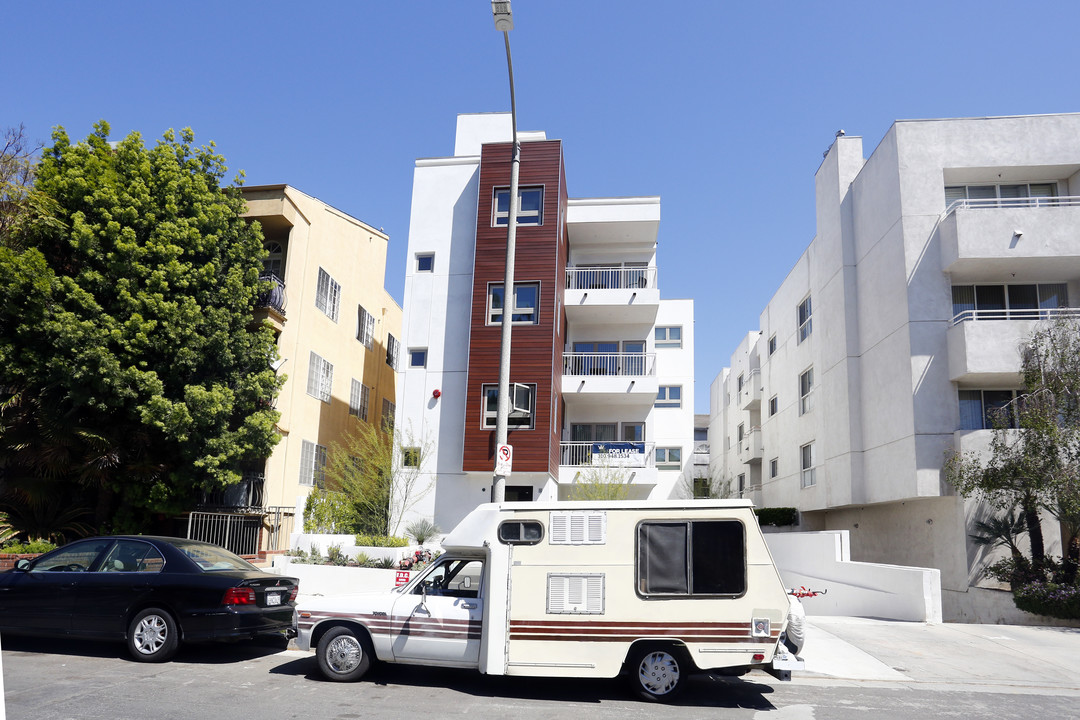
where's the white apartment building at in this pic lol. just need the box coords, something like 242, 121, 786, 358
712, 113, 1080, 622
397, 113, 695, 532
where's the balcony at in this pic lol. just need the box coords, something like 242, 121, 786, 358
737, 426, 763, 464
566, 196, 660, 252
558, 441, 657, 489
946, 308, 1080, 383
254, 272, 287, 331
939, 197, 1080, 278
739, 369, 762, 411
564, 266, 660, 325
562, 352, 658, 407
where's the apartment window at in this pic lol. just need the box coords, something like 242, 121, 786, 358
299, 440, 327, 488
801, 442, 816, 488
416, 253, 434, 272
636, 520, 746, 597
622, 422, 644, 442
799, 367, 814, 415
692, 478, 711, 499
656, 386, 682, 408
797, 295, 812, 343
357, 305, 375, 350
656, 447, 682, 469
306, 352, 334, 403
493, 186, 543, 226
768, 334, 777, 355
769, 395, 779, 417
482, 383, 536, 429
737, 373, 744, 392
402, 447, 420, 467
959, 389, 1019, 430
409, 348, 427, 368
315, 268, 341, 322
737, 423, 745, 442
386, 334, 399, 369
944, 182, 1057, 210
951, 283, 1068, 323
349, 379, 370, 420
488, 283, 539, 325
770, 457, 778, 479
381, 398, 396, 432
655, 326, 682, 348
263, 242, 284, 280
737, 474, 746, 494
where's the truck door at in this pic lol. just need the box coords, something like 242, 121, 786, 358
390, 557, 484, 665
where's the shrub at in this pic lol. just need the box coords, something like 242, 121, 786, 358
326, 543, 349, 566
367, 557, 396, 569
755, 507, 799, 527
405, 519, 441, 545
355, 533, 409, 548
303, 488, 359, 534
1013, 581, 1080, 619
0, 539, 58, 554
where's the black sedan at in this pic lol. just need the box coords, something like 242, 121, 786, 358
0, 535, 298, 662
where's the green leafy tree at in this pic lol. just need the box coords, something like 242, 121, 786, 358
567, 462, 634, 501
0, 122, 283, 535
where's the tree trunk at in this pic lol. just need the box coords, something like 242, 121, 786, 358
1022, 496, 1045, 564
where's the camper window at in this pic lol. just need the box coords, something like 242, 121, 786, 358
636, 520, 746, 598
498, 520, 544, 545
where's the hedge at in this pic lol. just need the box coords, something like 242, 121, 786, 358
755, 507, 799, 527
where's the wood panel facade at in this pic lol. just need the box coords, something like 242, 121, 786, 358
462, 140, 567, 477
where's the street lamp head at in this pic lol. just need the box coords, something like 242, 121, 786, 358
492, 0, 514, 31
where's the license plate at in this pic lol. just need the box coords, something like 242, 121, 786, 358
266, 592, 282, 606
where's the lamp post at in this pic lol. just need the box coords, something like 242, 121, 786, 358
491, 0, 519, 503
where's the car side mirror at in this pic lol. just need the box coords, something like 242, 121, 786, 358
15, 559, 31, 572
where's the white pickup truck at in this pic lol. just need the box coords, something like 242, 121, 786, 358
295, 500, 803, 702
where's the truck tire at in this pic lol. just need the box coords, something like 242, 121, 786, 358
627, 645, 688, 702
316, 626, 373, 682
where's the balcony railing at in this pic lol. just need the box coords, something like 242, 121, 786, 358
566, 266, 657, 290
563, 352, 656, 376
945, 195, 1080, 215
560, 441, 655, 468
198, 471, 266, 513
256, 272, 287, 315
950, 306, 1080, 326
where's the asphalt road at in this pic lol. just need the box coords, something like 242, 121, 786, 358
3, 632, 1080, 720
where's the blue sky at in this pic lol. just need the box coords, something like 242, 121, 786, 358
8, 1, 1079, 414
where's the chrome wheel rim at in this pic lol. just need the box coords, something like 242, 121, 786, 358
133, 615, 168, 655
326, 635, 363, 674
638, 651, 680, 695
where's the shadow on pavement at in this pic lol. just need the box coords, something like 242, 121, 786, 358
1, 633, 291, 665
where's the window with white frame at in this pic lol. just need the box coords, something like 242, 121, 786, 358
402, 447, 420, 467
656, 386, 681, 408
306, 352, 333, 403
737, 373, 744, 392
768, 334, 777, 355
800, 442, 816, 488
799, 367, 813, 415
482, 383, 536, 429
493, 186, 543, 226
349, 379, 370, 420
386, 334, 399, 369
415, 253, 434, 272
951, 283, 1067, 323
409, 348, 427, 368
315, 268, 341, 322
655, 326, 682, 348
299, 440, 327, 488
737, 423, 745, 442
357, 305, 375, 350
770, 457, 778, 478
959, 389, 1019, 430
769, 395, 778, 416
797, 295, 812, 343
656, 447, 681, 469
944, 182, 1057, 210
737, 473, 746, 493
381, 398, 395, 431
488, 283, 539, 325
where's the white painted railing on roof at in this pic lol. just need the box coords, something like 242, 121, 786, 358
565, 266, 657, 290
950, 306, 1080, 326
944, 195, 1080, 216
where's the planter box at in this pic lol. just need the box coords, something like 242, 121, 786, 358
269, 556, 400, 598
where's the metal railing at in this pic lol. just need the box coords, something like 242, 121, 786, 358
560, 441, 656, 467
256, 272, 287, 315
563, 352, 656, 376
945, 195, 1080, 215
950, 306, 1080, 326
264, 506, 296, 553
187, 511, 263, 557
565, 266, 657, 290
198, 472, 265, 513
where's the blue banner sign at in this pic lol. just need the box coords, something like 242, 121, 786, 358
591, 442, 646, 467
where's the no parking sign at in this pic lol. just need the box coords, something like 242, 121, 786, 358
495, 444, 513, 475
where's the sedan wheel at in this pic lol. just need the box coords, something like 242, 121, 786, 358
127, 607, 179, 663
316, 626, 372, 682
629, 647, 686, 702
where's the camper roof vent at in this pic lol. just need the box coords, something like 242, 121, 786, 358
549, 511, 606, 545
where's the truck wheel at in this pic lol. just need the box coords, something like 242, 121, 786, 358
316, 626, 372, 682
628, 646, 687, 702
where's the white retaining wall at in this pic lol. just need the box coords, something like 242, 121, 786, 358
270, 556, 400, 598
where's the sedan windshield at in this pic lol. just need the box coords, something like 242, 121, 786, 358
170, 540, 258, 572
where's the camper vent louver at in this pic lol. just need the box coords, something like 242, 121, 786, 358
547, 573, 605, 614
549, 511, 606, 544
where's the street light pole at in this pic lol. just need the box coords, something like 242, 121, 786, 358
491, 0, 518, 503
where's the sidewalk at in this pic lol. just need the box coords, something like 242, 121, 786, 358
798, 616, 1080, 693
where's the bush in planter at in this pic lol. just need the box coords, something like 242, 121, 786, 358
326, 543, 349, 567
1, 539, 57, 554
405, 519, 441, 546
354, 533, 409, 548
755, 507, 799, 527
1013, 580, 1080, 619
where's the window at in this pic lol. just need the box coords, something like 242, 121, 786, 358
737, 423, 745, 442
945, 182, 1057, 210
622, 422, 645, 442
409, 348, 427, 368
28, 538, 113, 573
498, 520, 544, 545
800, 442, 816, 488
306, 352, 334, 403
413, 558, 484, 599
349, 379, 370, 420
655, 326, 682, 348
737, 474, 746, 493
381, 398, 395, 431
300, 440, 328, 488
770, 457, 778, 478
799, 367, 813, 415
769, 395, 779, 417
386, 334, 399, 368
768, 334, 777, 355
315, 268, 341, 322
99, 540, 165, 573
797, 295, 812, 343
959, 389, 1019, 430
488, 283, 539, 325
692, 478, 711, 499
482, 383, 536, 429
951, 283, 1068, 323
416, 253, 434, 272
263, 242, 284, 280
636, 520, 746, 597
493, 186, 543, 226
357, 305, 375, 350
656, 447, 682, 469
737, 373, 744, 392
656, 386, 682, 408
402, 447, 420, 467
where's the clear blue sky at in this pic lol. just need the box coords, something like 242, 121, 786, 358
8, 1, 1078, 414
